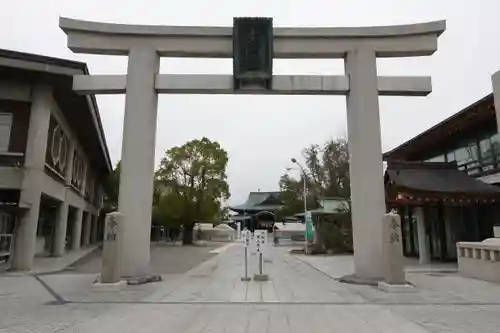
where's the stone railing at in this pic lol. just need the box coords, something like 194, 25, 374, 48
457, 238, 500, 283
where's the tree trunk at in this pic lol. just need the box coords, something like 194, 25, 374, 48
182, 221, 194, 245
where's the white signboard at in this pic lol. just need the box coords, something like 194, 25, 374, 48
261, 230, 268, 249
255, 230, 267, 254
250, 231, 256, 254
242, 229, 251, 248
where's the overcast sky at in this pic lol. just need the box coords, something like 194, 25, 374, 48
2, 0, 500, 205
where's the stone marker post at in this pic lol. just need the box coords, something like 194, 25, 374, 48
378, 212, 414, 292
241, 229, 251, 281
100, 212, 124, 283
381, 212, 405, 284
236, 222, 241, 239
253, 230, 269, 281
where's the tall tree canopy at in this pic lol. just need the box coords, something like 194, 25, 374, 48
304, 137, 350, 199
102, 161, 121, 212
155, 137, 230, 244
278, 138, 350, 217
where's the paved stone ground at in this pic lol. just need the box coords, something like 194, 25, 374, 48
0, 244, 100, 275
1, 244, 500, 332
66, 242, 223, 274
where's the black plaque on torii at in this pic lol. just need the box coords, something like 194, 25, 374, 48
233, 17, 273, 91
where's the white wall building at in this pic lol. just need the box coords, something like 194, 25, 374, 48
0, 49, 111, 270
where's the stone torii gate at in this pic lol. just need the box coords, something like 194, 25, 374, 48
59, 17, 445, 279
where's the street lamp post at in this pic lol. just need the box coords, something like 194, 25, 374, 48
290, 158, 311, 254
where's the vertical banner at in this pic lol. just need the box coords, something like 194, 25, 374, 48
255, 230, 266, 254
241, 229, 251, 281
243, 229, 251, 248
254, 230, 267, 275
305, 211, 314, 241
250, 231, 256, 255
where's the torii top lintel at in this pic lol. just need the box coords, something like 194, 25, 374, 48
59, 17, 445, 59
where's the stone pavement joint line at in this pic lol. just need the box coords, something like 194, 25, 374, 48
59, 300, 500, 306
33, 274, 67, 305
2, 244, 500, 332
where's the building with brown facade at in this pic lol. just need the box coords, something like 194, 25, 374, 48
384, 94, 500, 262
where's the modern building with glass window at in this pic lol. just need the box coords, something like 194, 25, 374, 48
384, 93, 500, 263
0, 49, 111, 270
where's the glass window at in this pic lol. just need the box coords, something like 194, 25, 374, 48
0, 213, 10, 234
426, 155, 445, 162
454, 142, 480, 175
0, 113, 13, 152
454, 142, 478, 164
454, 147, 469, 162
50, 126, 61, 166
482, 154, 494, 163
490, 133, 500, 155
467, 163, 480, 175
446, 151, 456, 162
480, 136, 492, 157
469, 143, 479, 161
59, 136, 68, 172
72, 154, 85, 189
480, 136, 495, 172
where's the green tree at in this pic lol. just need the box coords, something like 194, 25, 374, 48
302, 138, 350, 200
155, 137, 230, 244
319, 138, 350, 199
277, 138, 352, 252
102, 161, 121, 213
277, 138, 350, 219
151, 188, 184, 240
218, 206, 231, 222
276, 174, 317, 220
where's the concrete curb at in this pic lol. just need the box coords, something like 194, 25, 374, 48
7, 244, 103, 276
59, 245, 103, 272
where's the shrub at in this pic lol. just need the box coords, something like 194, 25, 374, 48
317, 213, 353, 254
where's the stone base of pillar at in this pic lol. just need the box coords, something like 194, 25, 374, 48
253, 274, 269, 281
378, 281, 416, 293
125, 274, 162, 285
419, 252, 431, 265
304, 240, 313, 255
338, 273, 380, 286
92, 280, 127, 292
10, 201, 41, 271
